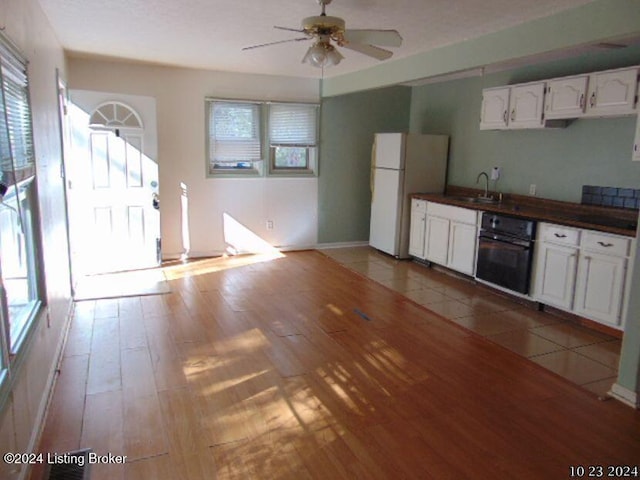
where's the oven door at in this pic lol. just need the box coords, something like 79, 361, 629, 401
475, 233, 533, 294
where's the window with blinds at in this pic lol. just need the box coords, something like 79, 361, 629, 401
0, 41, 35, 186
0, 33, 41, 362
205, 99, 319, 177
208, 101, 263, 174
268, 103, 318, 174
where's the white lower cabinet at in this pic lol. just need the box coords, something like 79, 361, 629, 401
409, 199, 428, 258
533, 223, 632, 329
448, 221, 478, 275
414, 201, 478, 276
424, 215, 450, 265
533, 241, 578, 310
573, 252, 626, 326
572, 231, 631, 327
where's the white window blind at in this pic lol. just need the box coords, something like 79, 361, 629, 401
209, 101, 262, 165
0, 42, 34, 187
269, 104, 317, 147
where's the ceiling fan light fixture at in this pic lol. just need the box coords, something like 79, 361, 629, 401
302, 41, 342, 68
245, 0, 401, 70
326, 45, 344, 66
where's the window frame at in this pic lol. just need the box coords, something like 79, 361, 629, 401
267, 102, 319, 177
1, 177, 42, 351
206, 99, 265, 177
0, 31, 44, 408
205, 98, 320, 178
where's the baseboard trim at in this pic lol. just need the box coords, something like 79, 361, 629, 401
164, 243, 370, 261
315, 241, 369, 250
609, 383, 639, 409
22, 298, 75, 480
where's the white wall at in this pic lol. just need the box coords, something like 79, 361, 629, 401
0, 1, 71, 479
68, 58, 320, 258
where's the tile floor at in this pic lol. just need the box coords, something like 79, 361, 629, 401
319, 246, 622, 398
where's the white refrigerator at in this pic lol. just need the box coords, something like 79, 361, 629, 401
369, 133, 449, 258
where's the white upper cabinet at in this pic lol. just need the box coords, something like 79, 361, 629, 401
634, 112, 640, 161
544, 75, 588, 119
480, 83, 546, 129
585, 66, 639, 117
481, 65, 640, 130
633, 84, 640, 161
508, 83, 546, 128
479, 87, 510, 130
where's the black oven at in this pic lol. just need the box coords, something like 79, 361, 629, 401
475, 213, 536, 294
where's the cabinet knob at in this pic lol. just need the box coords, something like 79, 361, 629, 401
503, 110, 508, 124
589, 92, 596, 108
510, 109, 516, 121
597, 241, 614, 247
579, 93, 584, 109
554, 233, 567, 238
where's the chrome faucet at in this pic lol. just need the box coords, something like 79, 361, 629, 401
476, 171, 490, 198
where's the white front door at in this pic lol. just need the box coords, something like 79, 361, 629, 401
67, 94, 160, 276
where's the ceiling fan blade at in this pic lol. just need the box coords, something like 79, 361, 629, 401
341, 42, 393, 60
243, 37, 310, 51
343, 29, 402, 47
274, 25, 306, 33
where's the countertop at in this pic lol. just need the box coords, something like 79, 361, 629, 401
414, 186, 638, 237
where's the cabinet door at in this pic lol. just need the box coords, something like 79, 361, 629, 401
480, 87, 510, 130
409, 210, 427, 258
544, 76, 588, 119
447, 221, 477, 275
533, 242, 578, 310
508, 83, 546, 128
573, 252, 626, 326
585, 67, 638, 116
424, 216, 450, 265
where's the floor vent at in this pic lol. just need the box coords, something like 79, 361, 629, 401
45, 449, 91, 480
354, 309, 372, 321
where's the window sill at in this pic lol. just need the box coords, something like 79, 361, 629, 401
268, 166, 317, 176
10, 300, 42, 356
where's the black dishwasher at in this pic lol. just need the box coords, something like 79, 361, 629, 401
475, 213, 536, 294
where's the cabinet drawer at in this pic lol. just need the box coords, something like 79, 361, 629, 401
411, 198, 427, 213
581, 231, 631, 257
539, 223, 580, 246
427, 202, 477, 224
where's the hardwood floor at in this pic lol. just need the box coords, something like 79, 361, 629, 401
33, 250, 640, 479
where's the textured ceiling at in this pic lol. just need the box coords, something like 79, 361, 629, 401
37, 0, 597, 79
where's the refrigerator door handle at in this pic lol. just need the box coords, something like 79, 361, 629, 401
370, 139, 377, 195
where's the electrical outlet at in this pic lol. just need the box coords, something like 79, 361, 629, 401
266, 220, 274, 230
491, 167, 501, 180
529, 184, 537, 196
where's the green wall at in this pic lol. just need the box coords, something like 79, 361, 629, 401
410, 45, 640, 202
318, 86, 411, 243
318, 45, 640, 244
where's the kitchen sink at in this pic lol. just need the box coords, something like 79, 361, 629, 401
449, 196, 499, 205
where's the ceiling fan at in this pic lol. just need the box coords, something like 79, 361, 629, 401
242, 0, 402, 68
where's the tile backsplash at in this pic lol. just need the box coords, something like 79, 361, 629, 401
581, 185, 640, 209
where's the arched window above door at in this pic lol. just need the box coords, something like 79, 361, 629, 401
89, 101, 143, 130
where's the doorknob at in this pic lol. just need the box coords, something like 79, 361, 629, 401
152, 193, 160, 210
